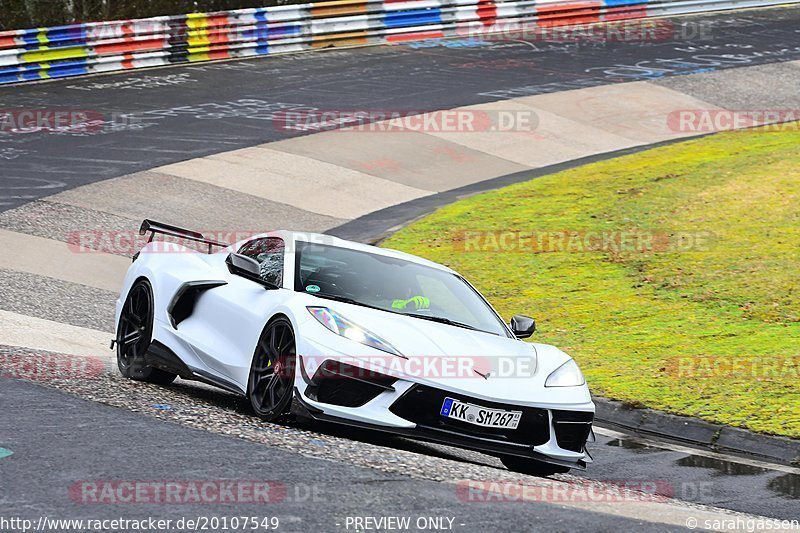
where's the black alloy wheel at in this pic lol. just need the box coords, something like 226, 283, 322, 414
248, 316, 296, 422
116, 279, 176, 385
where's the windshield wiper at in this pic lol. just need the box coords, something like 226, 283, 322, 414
402, 313, 481, 332
310, 294, 489, 334
312, 293, 385, 312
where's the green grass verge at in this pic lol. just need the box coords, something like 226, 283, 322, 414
382, 127, 800, 438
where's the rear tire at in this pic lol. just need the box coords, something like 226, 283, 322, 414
116, 279, 176, 386
500, 456, 570, 477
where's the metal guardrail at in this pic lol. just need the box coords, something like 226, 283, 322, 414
0, 0, 796, 85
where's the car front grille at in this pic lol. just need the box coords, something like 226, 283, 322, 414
389, 385, 551, 446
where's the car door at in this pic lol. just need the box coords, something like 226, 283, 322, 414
176, 236, 288, 391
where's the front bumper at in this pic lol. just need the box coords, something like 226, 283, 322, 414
292, 388, 588, 470
295, 356, 593, 469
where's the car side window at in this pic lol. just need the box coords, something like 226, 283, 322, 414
238, 237, 285, 287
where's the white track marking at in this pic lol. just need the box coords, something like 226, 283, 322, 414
446, 476, 777, 531
157, 147, 433, 220
0, 229, 130, 292
0, 310, 113, 360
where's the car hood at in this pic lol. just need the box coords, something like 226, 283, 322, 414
299, 299, 592, 407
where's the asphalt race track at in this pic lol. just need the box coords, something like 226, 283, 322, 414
0, 377, 692, 532
1, 5, 800, 532
2, 7, 800, 210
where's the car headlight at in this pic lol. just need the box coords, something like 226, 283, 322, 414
307, 306, 402, 357
545, 359, 585, 387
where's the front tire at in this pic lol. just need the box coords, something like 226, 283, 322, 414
500, 456, 571, 477
248, 316, 296, 422
116, 279, 176, 385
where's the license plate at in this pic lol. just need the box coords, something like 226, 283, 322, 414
440, 397, 522, 430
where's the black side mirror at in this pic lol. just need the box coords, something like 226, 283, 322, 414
226, 253, 278, 289
510, 315, 536, 339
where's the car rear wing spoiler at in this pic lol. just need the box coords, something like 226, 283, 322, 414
139, 219, 230, 254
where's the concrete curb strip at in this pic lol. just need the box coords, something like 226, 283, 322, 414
594, 397, 800, 466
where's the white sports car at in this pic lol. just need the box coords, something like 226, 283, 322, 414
114, 220, 594, 476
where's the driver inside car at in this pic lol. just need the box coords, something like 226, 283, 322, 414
386, 275, 431, 311
320, 267, 432, 312
391, 295, 431, 311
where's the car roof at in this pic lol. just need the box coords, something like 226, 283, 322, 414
241, 230, 457, 274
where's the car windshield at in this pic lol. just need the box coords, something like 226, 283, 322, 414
294, 241, 511, 337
